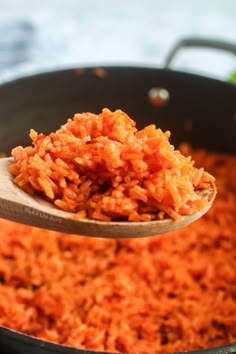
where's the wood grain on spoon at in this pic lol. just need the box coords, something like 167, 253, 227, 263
0, 158, 216, 238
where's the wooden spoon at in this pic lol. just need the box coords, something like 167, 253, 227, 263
0, 158, 216, 238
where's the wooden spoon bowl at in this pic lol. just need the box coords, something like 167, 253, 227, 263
0, 158, 216, 238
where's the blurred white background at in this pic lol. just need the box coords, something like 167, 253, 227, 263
0, 0, 236, 82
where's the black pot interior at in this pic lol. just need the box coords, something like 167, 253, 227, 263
0, 66, 235, 154
0, 67, 235, 354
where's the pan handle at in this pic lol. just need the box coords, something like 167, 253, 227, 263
164, 37, 236, 68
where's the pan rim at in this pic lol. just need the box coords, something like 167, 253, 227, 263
0, 64, 235, 91
0, 325, 236, 354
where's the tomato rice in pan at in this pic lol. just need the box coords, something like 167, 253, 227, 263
0, 110, 235, 353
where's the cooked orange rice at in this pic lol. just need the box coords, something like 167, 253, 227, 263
10, 108, 215, 221
0, 148, 235, 352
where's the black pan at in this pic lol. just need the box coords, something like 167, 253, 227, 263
0, 38, 235, 354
